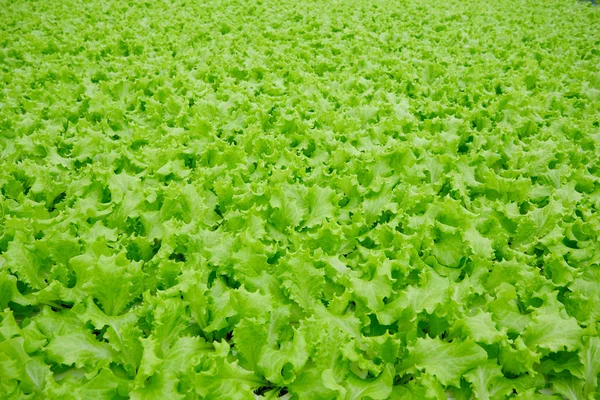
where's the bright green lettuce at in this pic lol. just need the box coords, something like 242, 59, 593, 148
1, 0, 599, 398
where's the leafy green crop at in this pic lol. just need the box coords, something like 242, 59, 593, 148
1, 0, 599, 398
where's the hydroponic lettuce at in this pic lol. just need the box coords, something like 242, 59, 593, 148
0, 0, 599, 398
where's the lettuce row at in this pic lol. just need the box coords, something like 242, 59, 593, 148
1, 0, 599, 398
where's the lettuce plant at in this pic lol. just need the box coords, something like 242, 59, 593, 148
0, 0, 599, 398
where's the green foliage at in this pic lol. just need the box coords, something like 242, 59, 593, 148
1, 0, 599, 398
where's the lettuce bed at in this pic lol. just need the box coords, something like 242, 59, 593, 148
1, 0, 599, 398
